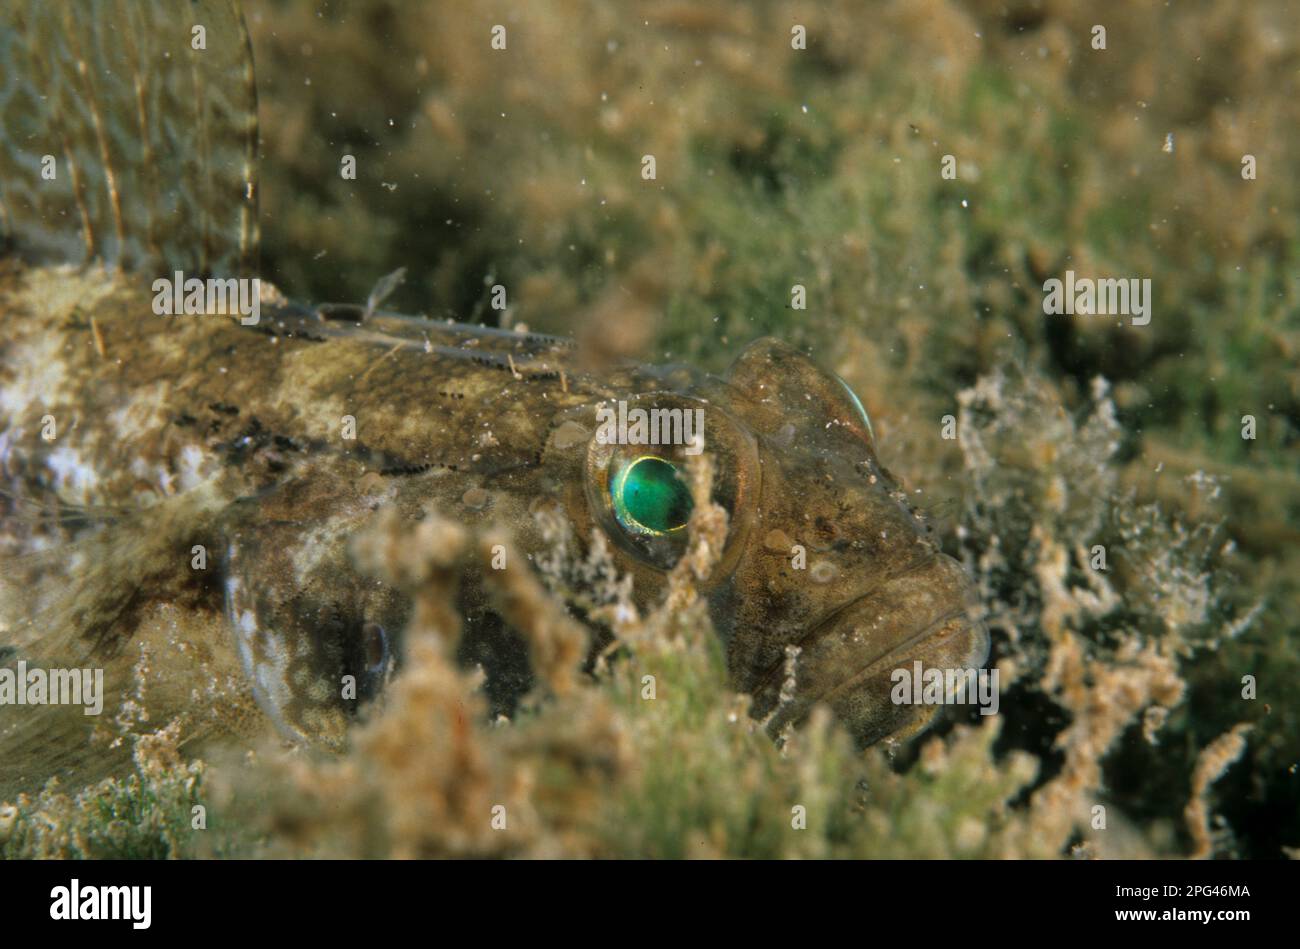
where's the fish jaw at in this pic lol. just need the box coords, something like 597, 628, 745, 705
749, 552, 990, 746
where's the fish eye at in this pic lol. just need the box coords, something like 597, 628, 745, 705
583, 394, 759, 575
611, 455, 693, 536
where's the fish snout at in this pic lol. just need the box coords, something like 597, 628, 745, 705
759, 553, 991, 746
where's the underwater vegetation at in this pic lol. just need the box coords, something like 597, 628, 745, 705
2, 0, 1298, 859
0, 388, 1280, 858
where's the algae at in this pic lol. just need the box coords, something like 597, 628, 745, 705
3, 0, 1297, 858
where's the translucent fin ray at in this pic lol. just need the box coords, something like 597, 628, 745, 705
0, 0, 259, 276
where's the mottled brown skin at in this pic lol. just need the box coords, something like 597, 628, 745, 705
0, 0, 988, 803
0, 257, 987, 798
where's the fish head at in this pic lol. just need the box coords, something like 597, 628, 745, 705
576, 338, 989, 745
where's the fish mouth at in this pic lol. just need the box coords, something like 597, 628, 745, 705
758, 553, 991, 746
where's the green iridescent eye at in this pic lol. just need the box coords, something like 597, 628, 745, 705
610, 455, 693, 536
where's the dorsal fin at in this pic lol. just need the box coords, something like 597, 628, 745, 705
0, 0, 259, 277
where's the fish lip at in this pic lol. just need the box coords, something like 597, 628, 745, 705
760, 598, 991, 742
752, 551, 990, 713
821, 550, 986, 647
809, 605, 990, 712
749, 549, 954, 693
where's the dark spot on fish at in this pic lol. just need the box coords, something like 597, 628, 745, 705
210, 402, 240, 416
379, 462, 434, 476
814, 515, 839, 540
216, 417, 273, 464
78, 586, 148, 658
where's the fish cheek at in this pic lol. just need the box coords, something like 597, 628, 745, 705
723, 446, 969, 744
716, 460, 818, 692
223, 519, 408, 750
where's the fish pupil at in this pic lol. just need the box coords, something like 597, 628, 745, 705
612, 456, 693, 535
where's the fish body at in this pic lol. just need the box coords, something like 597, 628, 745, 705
0, 0, 988, 797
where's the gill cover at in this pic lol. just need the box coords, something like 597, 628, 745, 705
222, 481, 409, 750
